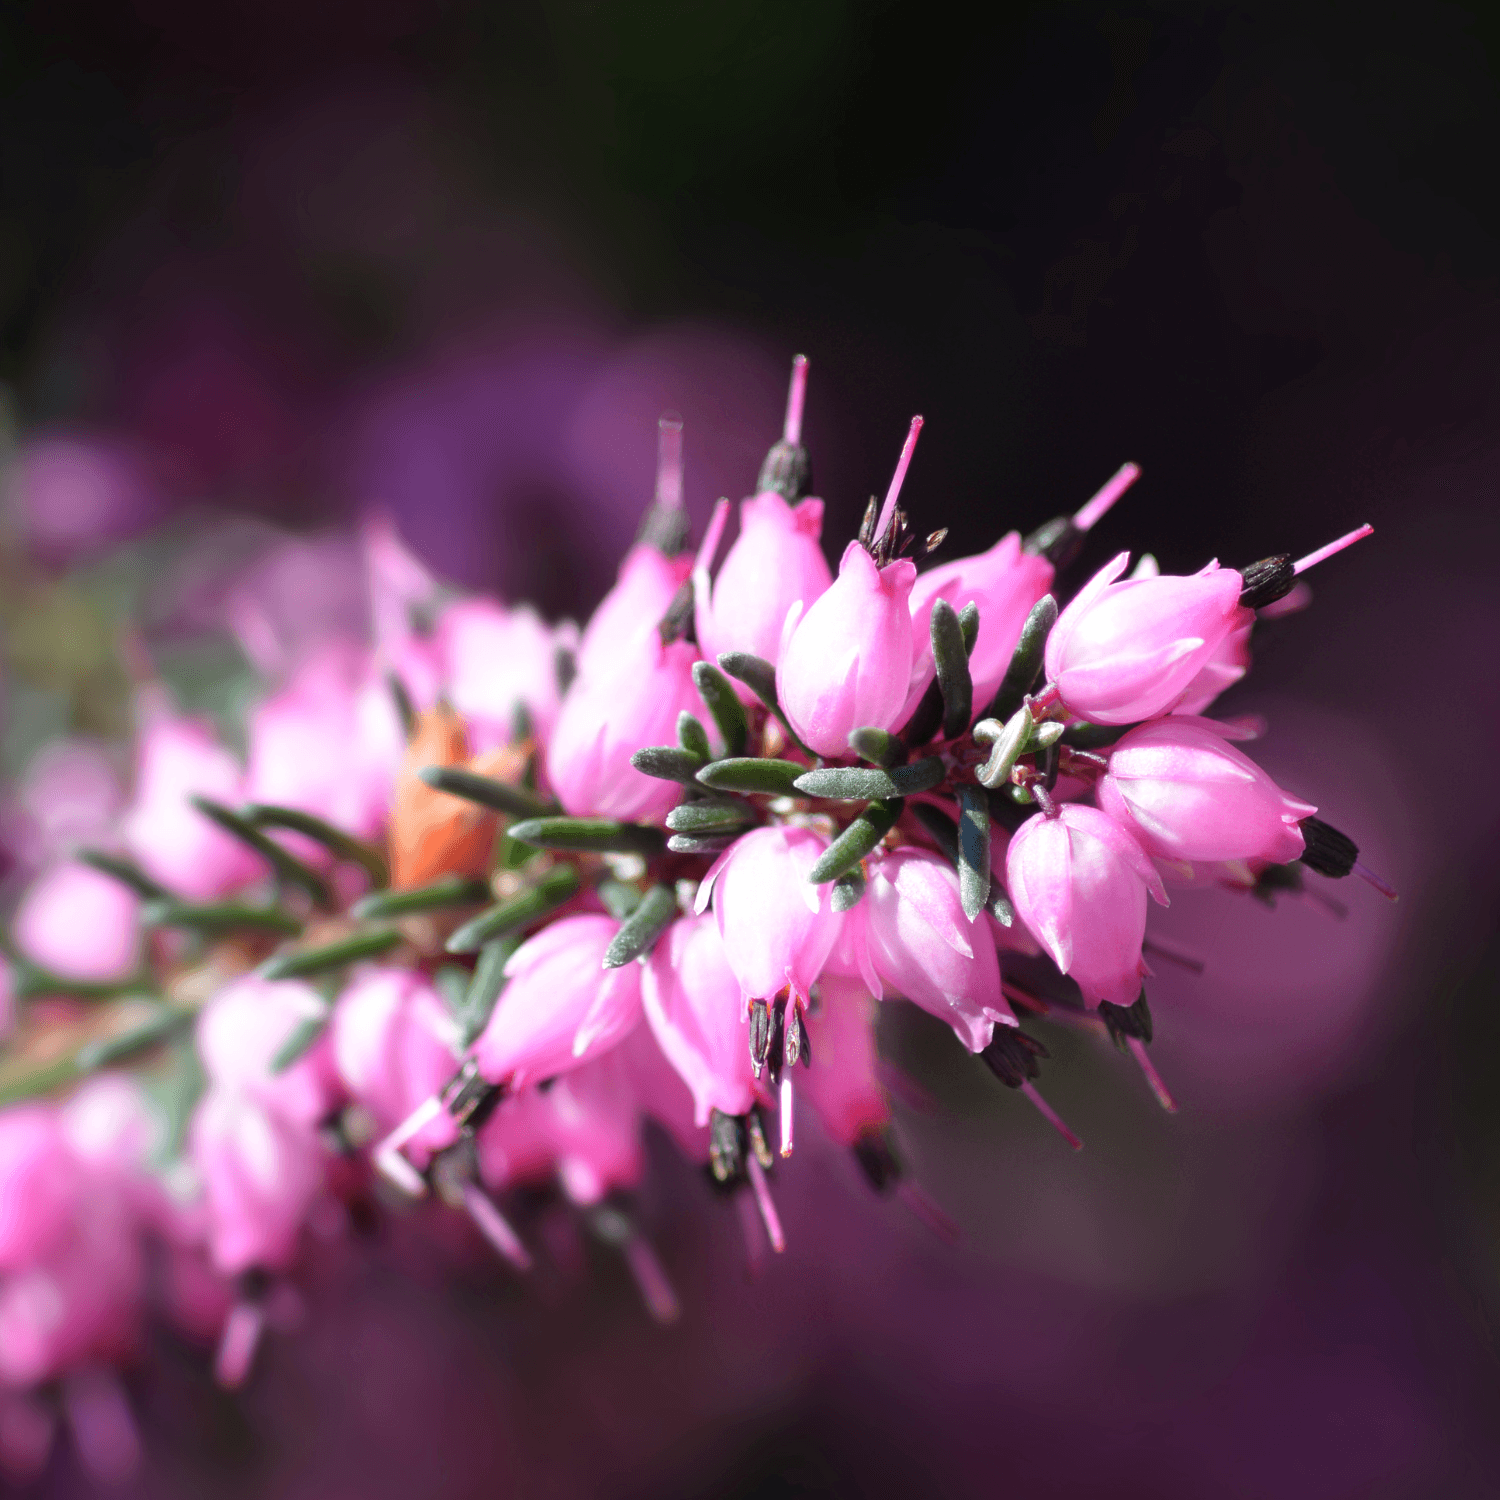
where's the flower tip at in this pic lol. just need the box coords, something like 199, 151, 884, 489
1073, 461, 1141, 532
784, 354, 810, 445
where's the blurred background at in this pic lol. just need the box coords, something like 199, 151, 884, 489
3, 0, 1500, 1494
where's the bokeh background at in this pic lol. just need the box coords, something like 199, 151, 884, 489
4, 1, 1500, 1495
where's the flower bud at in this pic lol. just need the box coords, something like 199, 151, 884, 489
12, 860, 141, 984
574, 544, 692, 685
471, 914, 644, 1090
1098, 717, 1315, 865
777, 542, 918, 756
695, 493, 833, 676
1006, 804, 1167, 1007
642, 914, 762, 1127
546, 635, 702, 821
698, 825, 843, 1006
1043, 553, 1252, 724
903, 532, 1054, 721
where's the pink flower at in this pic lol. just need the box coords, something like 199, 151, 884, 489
331, 968, 458, 1155
574, 544, 692, 684
1006, 804, 1167, 1007
546, 635, 702, 822
1043, 553, 1251, 725
471, 915, 644, 1090
695, 492, 832, 677
846, 847, 1012, 1052
436, 599, 577, 752
777, 541, 918, 756
642, 914, 762, 1127
798, 975, 890, 1147
121, 715, 261, 900
11, 861, 141, 984
699, 825, 843, 1006
902, 532, 1054, 722
1098, 717, 1316, 865
1173, 617, 1253, 717
5, 739, 123, 869
0, 1108, 80, 1271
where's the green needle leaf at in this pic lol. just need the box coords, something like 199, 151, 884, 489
75, 850, 171, 900
76, 1007, 196, 1072
848, 727, 904, 767
190, 796, 331, 906
240, 804, 389, 888
505, 817, 665, 856
258, 928, 402, 981
831, 868, 867, 912
444, 865, 581, 953
677, 712, 713, 762
142, 899, 304, 937
270, 1010, 332, 1074
695, 758, 804, 796
602, 884, 678, 968
455, 936, 521, 1049
665, 798, 755, 835
667, 833, 739, 854
983, 594, 1058, 723
956, 785, 991, 921
808, 799, 903, 883
794, 758, 943, 801
631, 745, 707, 784
692, 661, 749, 758
414, 767, 554, 820
350, 876, 491, 921
931, 597, 974, 739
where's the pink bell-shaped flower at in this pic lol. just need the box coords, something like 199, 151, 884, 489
847, 847, 1013, 1052
642, 914, 763, 1126
0, 1107, 81, 1271
471, 914, 644, 1090
695, 491, 833, 676
1042, 553, 1251, 725
698, 825, 843, 1006
777, 541, 918, 756
574, 544, 693, 685
546, 633, 702, 822
11, 861, 141, 984
332, 968, 459, 1157
1006, 803, 1167, 1007
1097, 716, 1317, 865
902, 532, 1054, 723
798, 975, 890, 1147
121, 715, 262, 899
1171, 615, 1252, 717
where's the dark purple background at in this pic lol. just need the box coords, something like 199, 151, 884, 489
5, 2, 1500, 1495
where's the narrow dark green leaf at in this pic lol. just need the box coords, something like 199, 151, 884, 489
259, 928, 401, 980
958, 601, 980, 653
241, 804, 388, 888
415, 766, 553, 820
808, 799, 903, 884
10, 961, 153, 1004
505, 817, 665, 856
848, 727, 904, 767
270, 1011, 331, 1074
988, 888, 1015, 926
715, 651, 778, 713
931, 598, 974, 739
974, 706, 1033, 789
676, 712, 712, 762
1027, 720, 1066, 753
631, 745, 705, 785
794, 757, 943, 801
388, 670, 417, 739
1061, 720, 1135, 750
831, 868, 867, 912
667, 833, 739, 854
694, 757, 804, 796
456, 937, 520, 1048
76, 850, 170, 900
445, 864, 581, 953
190, 796, 331, 905
76, 1007, 195, 1072
142, 899, 304, 937
983, 594, 1058, 723
602, 884, 678, 968
0, 1055, 81, 1106
956, 785, 991, 921
665, 799, 755, 835
692, 661, 748, 758
912, 802, 960, 866
596, 878, 644, 921
351, 876, 491, 921
433, 965, 470, 1013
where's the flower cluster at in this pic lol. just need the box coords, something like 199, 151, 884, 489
0, 356, 1389, 1479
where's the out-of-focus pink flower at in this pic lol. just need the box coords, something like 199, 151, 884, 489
700, 826, 843, 1006
437, 599, 577, 752
11, 861, 141, 983
0, 1108, 80, 1271
1043, 553, 1251, 724
121, 716, 261, 900
332, 968, 457, 1157
574, 544, 692, 684
695, 492, 832, 680
4, 740, 122, 869
642, 914, 762, 1127
850, 847, 1012, 1053
616, 1023, 711, 1165
1006, 804, 1167, 1006
2, 436, 161, 562
189, 1088, 326, 1276
546, 635, 702, 822
1098, 717, 1316, 865
799, 975, 890, 1147
778, 542, 918, 755
472, 915, 643, 1089
245, 643, 406, 841
196, 975, 340, 1128
902, 533, 1054, 723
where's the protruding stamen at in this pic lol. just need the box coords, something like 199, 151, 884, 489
623, 1233, 682, 1324
1142, 935, 1207, 974
655, 414, 685, 511
744, 1152, 786, 1253
1019, 1081, 1083, 1150
895, 1180, 961, 1244
1353, 861, 1400, 901
1073, 461, 1140, 532
63, 1372, 140, 1485
783, 354, 809, 446
779, 1075, 795, 1158
1292, 523, 1373, 576
461, 1183, 533, 1270
372, 1093, 443, 1197
214, 1302, 265, 1390
734, 1188, 767, 1280
1128, 1037, 1178, 1112
873, 415, 923, 547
